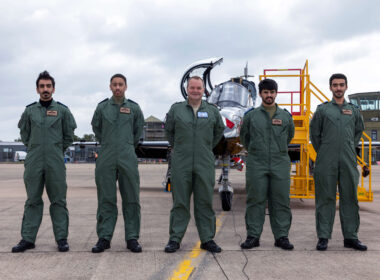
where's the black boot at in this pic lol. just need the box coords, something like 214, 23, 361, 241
241, 236, 260, 249
92, 238, 110, 253
164, 240, 180, 253
127, 239, 142, 253
57, 239, 69, 252
344, 239, 367, 251
200, 240, 222, 253
274, 237, 294, 250
12, 239, 35, 253
316, 238, 328, 251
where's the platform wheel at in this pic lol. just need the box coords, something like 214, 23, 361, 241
165, 178, 172, 192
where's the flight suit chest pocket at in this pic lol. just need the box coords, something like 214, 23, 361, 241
102, 109, 116, 125
341, 109, 354, 125
248, 116, 265, 150
250, 116, 266, 134
119, 107, 133, 124
47, 112, 62, 128
272, 119, 288, 152
175, 113, 193, 130
41, 112, 63, 142
197, 112, 214, 147
272, 118, 288, 136
325, 110, 341, 126
30, 114, 42, 128
197, 112, 214, 129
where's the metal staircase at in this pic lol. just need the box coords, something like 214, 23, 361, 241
260, 60, 373, 202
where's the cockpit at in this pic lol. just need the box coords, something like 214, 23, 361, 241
208, 82, 250, 108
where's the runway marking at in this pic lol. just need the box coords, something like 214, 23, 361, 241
169, 212, 225, 280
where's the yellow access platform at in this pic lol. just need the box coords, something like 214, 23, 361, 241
259, 60, 373, 202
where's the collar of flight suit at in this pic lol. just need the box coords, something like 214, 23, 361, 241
186, 99, 206, 110
110, 96, 127, 105
258, 103, 279, 116
331, 98, 348, 106
36, 99, 57, 109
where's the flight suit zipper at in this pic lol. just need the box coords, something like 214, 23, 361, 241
42, 106, 47, 169
337, 104, 343, 170
192, 105, 196, 170
115, 103, 121, 165
264, 109, 272, 168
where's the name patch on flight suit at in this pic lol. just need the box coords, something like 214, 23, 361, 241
197, 111, 208, 118
46, 110, 58, 116
272, 119, 282, 125
342, 109, 352, 115
120, 107, 131, 114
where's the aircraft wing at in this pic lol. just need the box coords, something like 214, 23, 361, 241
135, 140, 170, 159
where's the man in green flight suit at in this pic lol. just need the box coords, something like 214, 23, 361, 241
310, 73, 367, 251
91, 74, 144, 253
164, 76, 225, 253
240, 79, 295, 250
12, 71, 76, 253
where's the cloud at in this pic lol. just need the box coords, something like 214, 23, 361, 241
0, 0, 380, 140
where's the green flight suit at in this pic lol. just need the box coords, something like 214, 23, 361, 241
240, 104, 295, 239
310, 99, 364, 239
18, 100, 76, 243
91, 97, 144, 242
165, 100, 225, 243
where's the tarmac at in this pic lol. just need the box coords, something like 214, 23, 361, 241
0, 163, 379, 280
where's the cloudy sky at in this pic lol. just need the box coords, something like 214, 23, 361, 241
1, 0, 379, 141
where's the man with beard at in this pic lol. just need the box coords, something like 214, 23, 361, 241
91, 74, 144, 253
310, 73, 366, 251
12, 71, 76, 252
240, 79, 295, 250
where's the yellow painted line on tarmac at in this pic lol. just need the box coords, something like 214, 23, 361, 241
169, 212, 225, 280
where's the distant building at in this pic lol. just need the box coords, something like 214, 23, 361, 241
0, 115, 168, 162
0, 142, 27, 162
348, 91, 380, 163
144, 115, 166, 141
349, 92, 380, 141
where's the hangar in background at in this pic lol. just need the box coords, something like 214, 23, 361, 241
349, 91, 380, 163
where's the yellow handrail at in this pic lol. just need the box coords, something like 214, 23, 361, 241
260, 60, 373, 202
309, 81, 330, 101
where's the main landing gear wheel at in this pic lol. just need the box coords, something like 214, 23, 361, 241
220, 191, 233, 211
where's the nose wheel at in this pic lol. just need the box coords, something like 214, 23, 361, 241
220, 190, 233, 211
218, 155, 234, 211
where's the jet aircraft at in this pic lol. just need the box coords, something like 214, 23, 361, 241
165, 57, 257, 211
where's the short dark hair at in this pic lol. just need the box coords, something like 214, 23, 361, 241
259, 79, 278, 93
329, 73, 347, 86
36, 71, 55, 88
110, 73, 127, 84
187, 76, 204, 88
